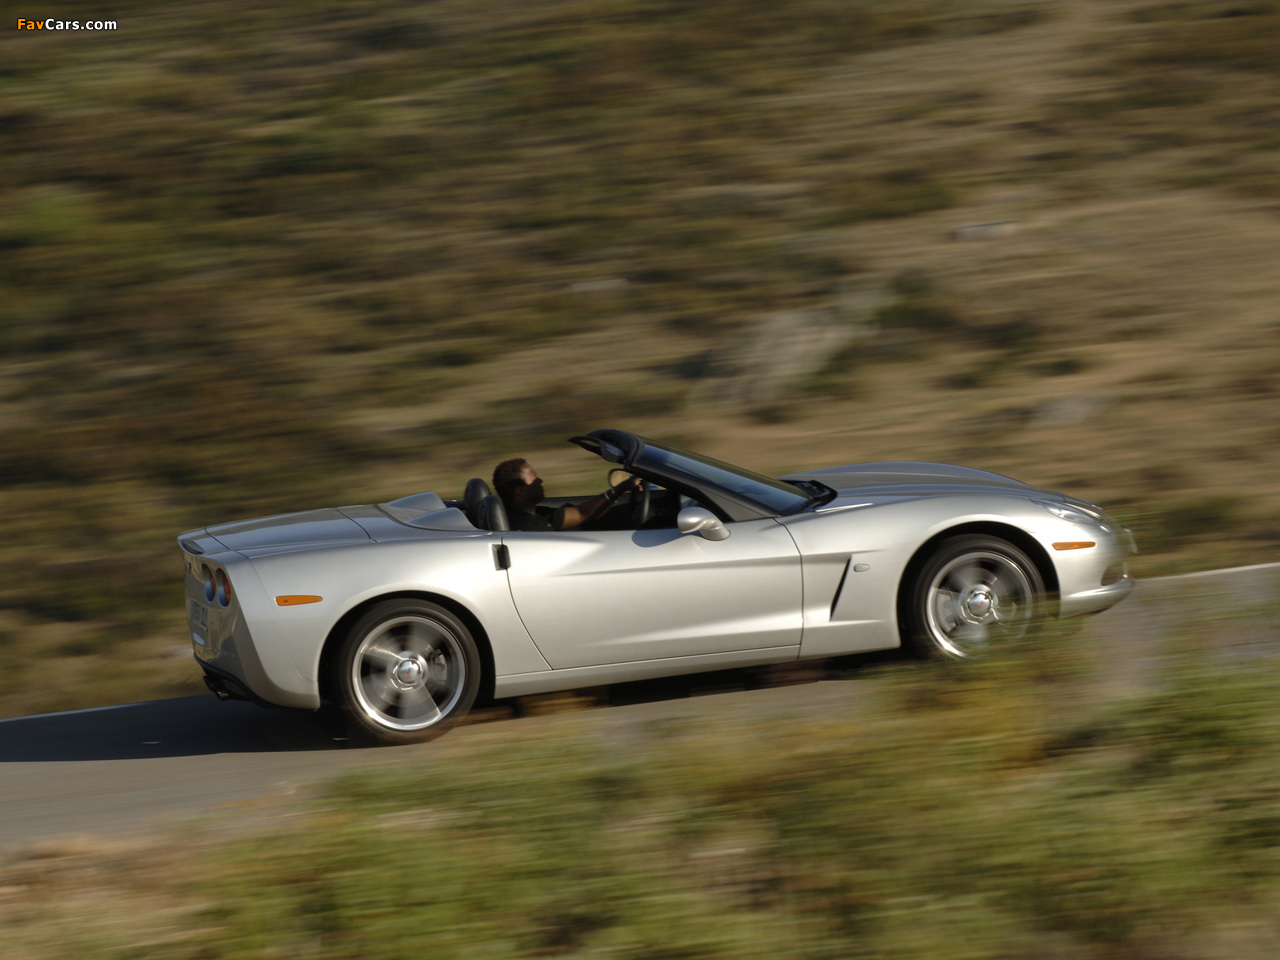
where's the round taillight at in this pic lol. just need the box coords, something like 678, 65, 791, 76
203, 565, 215, 602
216, 569, 232, 607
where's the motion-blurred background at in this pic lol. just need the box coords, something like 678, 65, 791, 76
7, 4, 1280, 959
2, 0, 1278, 721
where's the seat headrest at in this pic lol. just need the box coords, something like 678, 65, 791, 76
464, 477, 490, 505
463, 478, 490, 527
479, 494, 509, 533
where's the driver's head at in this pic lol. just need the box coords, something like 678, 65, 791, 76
493, 458, 544, 509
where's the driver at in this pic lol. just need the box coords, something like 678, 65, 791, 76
492, 458, 641, 532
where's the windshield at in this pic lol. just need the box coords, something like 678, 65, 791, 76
643, 442, 811, 516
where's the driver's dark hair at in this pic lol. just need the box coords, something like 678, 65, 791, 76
492, 458, 529, 502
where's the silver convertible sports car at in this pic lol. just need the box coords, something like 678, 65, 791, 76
179, 429, 1135, 744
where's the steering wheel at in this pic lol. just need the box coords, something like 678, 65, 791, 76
632, 480, 651, 528
609, 469, 650, 528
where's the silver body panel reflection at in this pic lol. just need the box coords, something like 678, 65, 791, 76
504, 520, 803, 669
178, 429, 1135, 741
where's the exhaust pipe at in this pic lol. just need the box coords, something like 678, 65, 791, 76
203, 673, 253, 702
200, 663, 279, 709
204, 675, 233, 700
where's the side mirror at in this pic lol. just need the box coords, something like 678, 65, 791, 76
677, 506, 730, 541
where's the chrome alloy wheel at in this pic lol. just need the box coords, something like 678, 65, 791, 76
350, 614, 467, 732
922, 547, 1038, 658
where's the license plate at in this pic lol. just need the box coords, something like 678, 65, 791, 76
189, 599, 209, 632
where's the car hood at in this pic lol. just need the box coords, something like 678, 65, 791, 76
783, 461, 1054, 499
203, 508, 373, 553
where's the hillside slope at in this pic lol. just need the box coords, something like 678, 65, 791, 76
2, 0, 1278, 717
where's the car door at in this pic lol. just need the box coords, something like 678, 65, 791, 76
502, 519, 803, 669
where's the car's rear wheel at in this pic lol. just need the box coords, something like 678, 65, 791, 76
901, 535, 1045, 659
334, 599, 481, 744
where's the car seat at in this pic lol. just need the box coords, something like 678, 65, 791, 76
478, 494, 509, 532
463, 478, 490, 528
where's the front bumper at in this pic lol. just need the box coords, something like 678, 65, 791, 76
1054, 519, 1137, 618
1059, 575, 1135, 618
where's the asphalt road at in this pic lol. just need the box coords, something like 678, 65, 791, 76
2, 564, 1276, 851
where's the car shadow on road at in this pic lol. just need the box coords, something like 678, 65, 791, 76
1, 654, 903, 763
503, 652, 904, 715
0, 695, 355, 762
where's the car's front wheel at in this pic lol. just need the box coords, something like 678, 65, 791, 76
901, 535, 1045, 659
334, 599, 481, 744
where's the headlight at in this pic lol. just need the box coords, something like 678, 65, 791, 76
1032, 499, 1098, 525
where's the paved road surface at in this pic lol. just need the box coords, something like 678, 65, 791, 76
2, 565, 1276, 851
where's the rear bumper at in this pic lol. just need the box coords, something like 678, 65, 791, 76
198, 657, 286, 710
182, 546, 321, 712
191, 617, 319, 711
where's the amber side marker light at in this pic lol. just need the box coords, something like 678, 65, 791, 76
1052, 541, 1097, 551
276, 595, 323, 606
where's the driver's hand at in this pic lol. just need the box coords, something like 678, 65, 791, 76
612, 475, 644, 495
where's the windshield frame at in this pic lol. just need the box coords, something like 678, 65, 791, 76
572, 430, 814, 521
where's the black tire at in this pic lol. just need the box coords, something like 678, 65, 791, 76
900, 535, 1045, 660
334, 599, 481, 745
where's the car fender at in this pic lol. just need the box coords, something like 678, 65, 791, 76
779, 495, 1070, 657
244, 537, 550, 685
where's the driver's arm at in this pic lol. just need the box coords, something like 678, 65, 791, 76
556, 477, 642, 530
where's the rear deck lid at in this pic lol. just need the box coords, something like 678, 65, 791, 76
204, 508, 372, 552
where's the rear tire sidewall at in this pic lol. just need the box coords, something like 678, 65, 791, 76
902, 535, 1045, 660
334, 599, 481, 745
